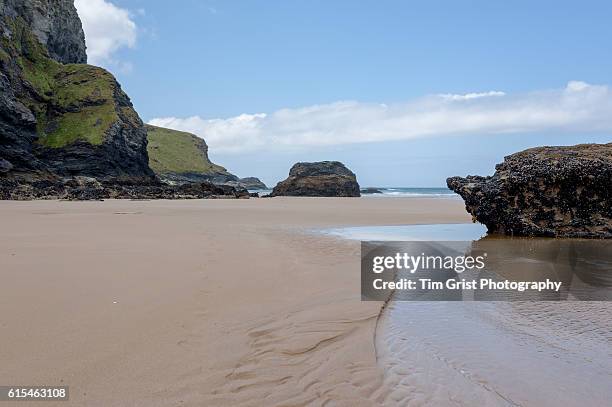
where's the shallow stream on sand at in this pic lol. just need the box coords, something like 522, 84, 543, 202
325, 223, 612, 406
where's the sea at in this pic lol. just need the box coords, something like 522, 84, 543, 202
360, 187, 459, 198
249, 187, 459, 198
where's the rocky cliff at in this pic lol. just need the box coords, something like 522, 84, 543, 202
447, 143, 612, 238
146, 124, 235, 184
146, 124, 268, 190
271, 161, 360, 197
0, 0, 154, 183
1, 0, 87, 64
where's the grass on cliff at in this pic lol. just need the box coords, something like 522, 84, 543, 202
0, 46, 11, 64
1, 16, 119, 148
40, 65, 118, 147
146, 125, 228, 175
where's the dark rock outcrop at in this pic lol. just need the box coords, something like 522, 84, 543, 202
236, 177, 267, 190
361, 187, 383, 194
0, 177, 250, 200
0, 157, 13, 173
155, 171, 239, 186
271, 161, 360, 197
447, 143, 612, 238
1, 0, 154, 184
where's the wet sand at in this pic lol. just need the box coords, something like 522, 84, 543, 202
379, 301, 612, 406
0, 197, 468, 406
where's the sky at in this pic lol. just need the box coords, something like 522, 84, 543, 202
74, 0, 612, 187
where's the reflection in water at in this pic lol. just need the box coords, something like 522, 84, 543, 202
362, 239, 612, 301
470, 238, 612, 301
328, 224, 612, 406
325, 223, 488, 241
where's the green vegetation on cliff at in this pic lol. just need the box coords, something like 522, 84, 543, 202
0, 45, 9, 62
42, 65, 118, 147
1, 16, 120, 148
146, 125, 228, 176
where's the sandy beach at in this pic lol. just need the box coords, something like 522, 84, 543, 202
0, 197, 468, 406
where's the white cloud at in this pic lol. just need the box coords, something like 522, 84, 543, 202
75, 0, 137, 66
438, 91, 506, 101
149, 82, 612, 153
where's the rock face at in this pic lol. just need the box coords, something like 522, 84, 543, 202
0, 0, 154, 183
271, 161, 360, 197
1, 0, 87, 64
447, 143, 612, 238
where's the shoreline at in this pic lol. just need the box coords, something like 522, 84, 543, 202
0, 197, 469, 406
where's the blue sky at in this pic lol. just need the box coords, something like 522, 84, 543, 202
76, 0, 612, 186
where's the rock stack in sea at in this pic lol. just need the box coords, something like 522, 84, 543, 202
361, 187, 383, 194
447, 143, 612, 238
270, 161, 360, 197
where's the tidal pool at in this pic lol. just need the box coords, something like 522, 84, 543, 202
325, 223, 612, 406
